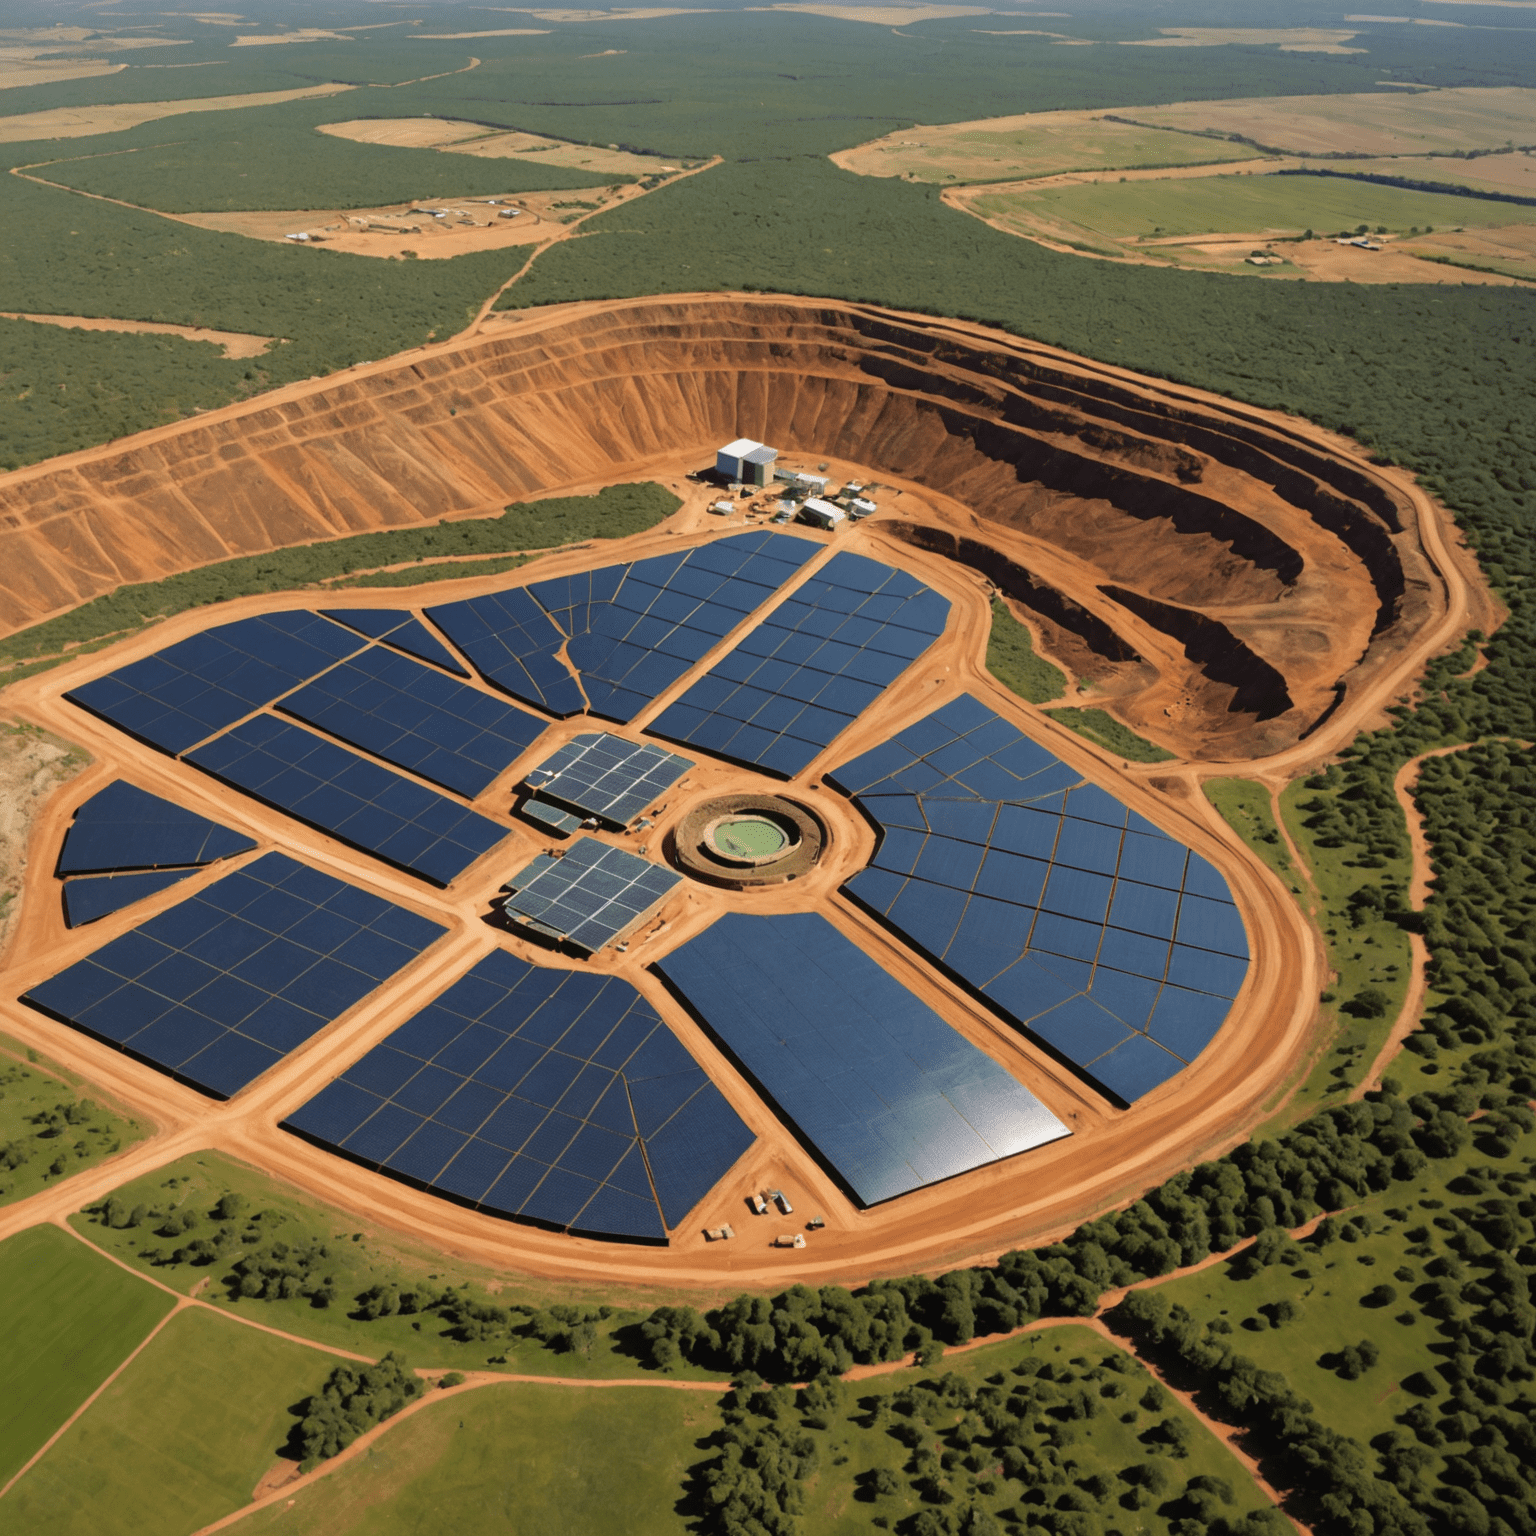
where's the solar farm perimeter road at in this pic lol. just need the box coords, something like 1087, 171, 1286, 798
0, 526, 1323, 1288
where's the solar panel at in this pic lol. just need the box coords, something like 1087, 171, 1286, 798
527, 532, 820, 723
58, 780, 255, 875
186, 715, 508, 886
520, 800, 582, 837
524, 734, 692, 828
499, 838, 680, 956
425, 588, 586, 716
67, 612, 367, 754
278, 646, 548, 799
654, 911, 1069, 1205
63, 868, 200, 927
282, 951, 754, 1241
26, 851, 446, 1098
829, 694, 1248, 1104
320, 609, 469, 676
649, 551, 951, 777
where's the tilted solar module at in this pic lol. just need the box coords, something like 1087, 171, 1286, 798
186, 715, 508, 886
66, 612, 367, 755
424, 588, 585, 717
320, 609, 469, 676
529, 531, 820, 722
25, 851, 446, 1098
655, 912, 1068, 1205
283, 951, 754, 1242
829, 694, 1249, 1105
523, 733, 693, 828
278, 646, 548, 799
648, 551, 950, 777
63, 868, 200, 927
58, 780, 256, 875
499, 838, 680, 955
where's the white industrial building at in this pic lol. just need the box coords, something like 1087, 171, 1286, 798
716, 439, 779, 486
799, 497, 845, 530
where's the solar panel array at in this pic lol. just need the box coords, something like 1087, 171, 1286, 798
321, 609, 469, 677
424, 588, 586, 717
67, 612, 367, 755
520, 799, 582, 837
284, 952, 754, 1241
499, 838, 680, 955
58, 780, 258, 928
524, 734, 692, 828
829, 695, 1249, 1105
654, 911, 1070, 1205
649, 552, 951, 778
529, 532, 819, 722
279, 646, 546, 799
187, 716, 508, 887
25, 851, 446, 1098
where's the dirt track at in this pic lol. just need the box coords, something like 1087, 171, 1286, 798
0, 295, 1487, 1292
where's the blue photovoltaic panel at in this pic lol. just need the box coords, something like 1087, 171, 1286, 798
58, 780, 255, 875
500, 838, 680, 956
830, 694, 1248, 1104
521, 799, 582, 836
649, 551, 951, 778
320, 609, 469, 676
279, 646, 548, 799
524, 733, 692, 828
424, 588, 586, 716
529, 532, 820, 722
26, 851, 446, 1098
186, 715, 508, 886
63, 868, 199, 927
66, 612, 367, 754
656, 912, 1068, 1205
282, 951, 754, 1241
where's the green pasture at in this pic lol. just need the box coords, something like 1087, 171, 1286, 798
0, 1225, 174, 1488
238, 1380, 721, 1536
1139, 1119, 1536, 1475
973, 170, 1536, 243
67, 1151, 719, 1379
984, 597, 1067, 705
1203, 777, 1306, 899
1, 1304, 330, 1535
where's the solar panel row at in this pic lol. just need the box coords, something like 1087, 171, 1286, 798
650, 551, 951, 778
425, 588, 587, 717
654, 911, 1069, 1206
67, 612, 368, 755
499, 838, 680, 956
520, 799, 582, 837
831, 694, 1249, 1105
321, 609, 469, 677
187, 715, 508, 887
63, 868, 200, 928
524, 733, 693, 828
26, 851, 446, 1098
283, 951, 755, 1241
279, 645, 546, 800
58, 780, 256, 876
530, 532, 820, 722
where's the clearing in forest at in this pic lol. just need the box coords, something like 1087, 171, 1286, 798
318, 119, 680, 178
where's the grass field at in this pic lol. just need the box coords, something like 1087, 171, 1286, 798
984, 596, 1068, 705
237, 1381, 721, 1536
0, 1040, 144, 1209
67, 1151, 720, 1379
1, 1304, 332, 1534
1203, 778, 1306, 899
1045, 706, 1177, 763
968, 171, 1536, 251
1140, 1118, 1536, 1480
0, 1225, 174, 1488
835, 110, 1258, 184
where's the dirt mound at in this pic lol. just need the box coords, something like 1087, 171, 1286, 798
0, 294, 1450, 760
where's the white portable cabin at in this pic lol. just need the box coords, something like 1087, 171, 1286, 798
793, 472, 829, 495
849, 496, 878, 519
799, 498, 846, 530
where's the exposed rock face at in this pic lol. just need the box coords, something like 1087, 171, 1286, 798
0, 295, 1442, 760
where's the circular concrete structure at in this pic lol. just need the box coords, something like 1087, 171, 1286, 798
672, 794, 824, 887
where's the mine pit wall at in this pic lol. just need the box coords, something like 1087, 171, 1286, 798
0, 296, 1441, 763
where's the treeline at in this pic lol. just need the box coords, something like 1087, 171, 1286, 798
291, 1352, 424, 1467
0, 483, 680, 668
1272, 166, 1536, 210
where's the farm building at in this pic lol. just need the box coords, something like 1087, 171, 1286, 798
716, 438, 779, 485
